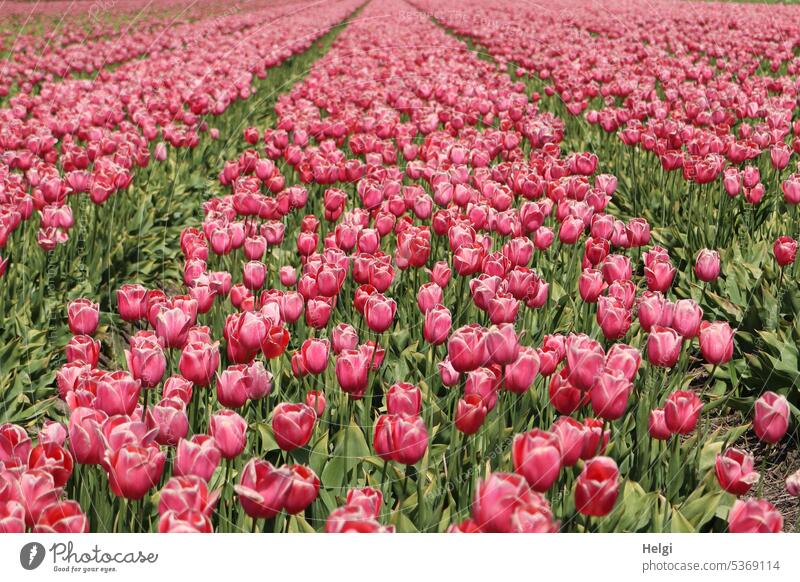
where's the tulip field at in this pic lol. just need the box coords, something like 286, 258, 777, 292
1, 0, 800, 536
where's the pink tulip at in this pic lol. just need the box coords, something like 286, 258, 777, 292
386, 383, 422, 416
473, 472, 556, 533
179, 341, 220, 386
590, 369, 631, 420
209, 410, 247, 459
671, 299, 703, 339
728, 499, 783, 533
423, 304, 452, 345
363, 293, 396, 333
117, 284, 148, 322
715, 448, 759, 496
272, 403, 316, 451
551, 416, 585, 466
698, 321, 734, 365
67, 298, 100, 336
332, 323, 359, 354
455, 394, 488, 435
235, 459, 293, 519
648, 408, 671, 440
300, 338, 330, 375
174, 435, 221, 481
647, 326, 682, 368
664, 390, 703, 434
485, 323, 520, 365
753, 391, 789, 444
773, 236, 797, 266
65, 335, 100, 367
104, 444, 165, 500
125, 340, 167, 388
694, 249, 720, 282
335, 349, 370, 399
512, 429, 562, 492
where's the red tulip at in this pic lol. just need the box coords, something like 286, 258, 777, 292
28, 442, 73, 488
0, 423, 31, 466
33, 500, 89, 533
455, 394, 488, 435
574, 456, 619, 516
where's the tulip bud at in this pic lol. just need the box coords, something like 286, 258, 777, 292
694, 249, 720, 282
